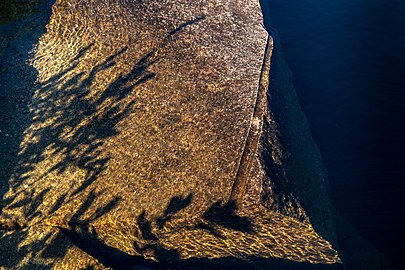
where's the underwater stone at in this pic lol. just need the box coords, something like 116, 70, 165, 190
0, 0, 341, 268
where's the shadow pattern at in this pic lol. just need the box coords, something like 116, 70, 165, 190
42, 194, 342, 270
9, 43, 155, 193
0, 14, 230, 268
0, 187, 121, 269
0, 27, 157, 268
0, 6, 342, 268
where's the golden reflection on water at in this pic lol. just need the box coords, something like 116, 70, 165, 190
0, 0, 340, 267
143, 204, 340, 263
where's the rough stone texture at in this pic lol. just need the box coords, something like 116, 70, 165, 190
0, 0, 342, 268
251, 25, 338, 247
4, 0, 268, 224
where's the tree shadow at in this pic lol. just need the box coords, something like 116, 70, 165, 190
156, 193, 193, 229
44, 193, 344, 270
169, 16, 205, 36
0, 0, 54, 217
1, 41, 156, 228
132, 196, 255, 262
0, 14, 207, 268
0, 42, 155, 268
11, 42, 155, 190
4, 13, 207, 213
202, 200, 254, 233
0, 187, 121, 269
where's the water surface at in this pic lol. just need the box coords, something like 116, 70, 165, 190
265, 0, 405, 267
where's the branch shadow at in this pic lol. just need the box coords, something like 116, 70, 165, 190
202, 200, 254, 233
0, 0, 54, 215
1, 34, 155, 269
1, 14, 208, 268
48, 193, 343, 270
156, 193, 193, 229
0, 188, 121, 269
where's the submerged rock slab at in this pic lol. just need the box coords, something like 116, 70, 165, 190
0, 0, 341, 268
1, 205, 342, 269
5, 0, 268, 222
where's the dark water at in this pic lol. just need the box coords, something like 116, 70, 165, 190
263, 0, 405, 267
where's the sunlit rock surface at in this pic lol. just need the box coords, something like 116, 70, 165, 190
0, 0, 342, 268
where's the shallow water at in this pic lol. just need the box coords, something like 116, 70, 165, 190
1, 0, 403, 267
264, 0, 405, 267
0, 1, 344, 268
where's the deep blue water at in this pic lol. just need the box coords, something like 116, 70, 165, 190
263, 0, 405, 267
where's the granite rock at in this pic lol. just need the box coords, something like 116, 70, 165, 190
0, 0, 341, 268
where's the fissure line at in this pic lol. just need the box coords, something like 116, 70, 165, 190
228, 35, 273, 208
